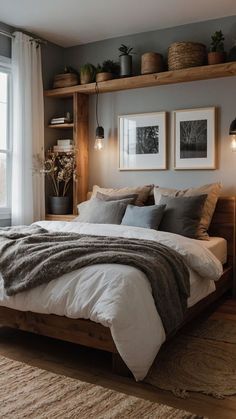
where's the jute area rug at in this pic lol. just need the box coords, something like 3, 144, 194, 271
0, 355, 203, 419
146, 317, 236, 399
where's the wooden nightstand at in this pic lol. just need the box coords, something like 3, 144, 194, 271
45, 214, 77, 222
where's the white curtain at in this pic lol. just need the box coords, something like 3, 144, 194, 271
11, 31, 45, 225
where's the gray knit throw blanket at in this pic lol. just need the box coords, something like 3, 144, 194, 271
0, 225, 190, 335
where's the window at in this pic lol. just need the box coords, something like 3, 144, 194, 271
0, 57, 11, 219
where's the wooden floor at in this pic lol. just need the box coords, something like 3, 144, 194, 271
0, 299, 236, 419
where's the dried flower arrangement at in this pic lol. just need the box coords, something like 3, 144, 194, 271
42, 152, 76, 197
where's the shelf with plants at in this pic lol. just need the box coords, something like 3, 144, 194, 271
44, 61, 236, 98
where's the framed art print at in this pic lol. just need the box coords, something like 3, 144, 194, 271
118, 112, 167, 170
174, 107, 216, 170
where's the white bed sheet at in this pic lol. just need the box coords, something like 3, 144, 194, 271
0, 222, 222, 381
199, 237, 227, 265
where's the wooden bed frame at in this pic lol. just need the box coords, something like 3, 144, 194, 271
0, 197, 235, 374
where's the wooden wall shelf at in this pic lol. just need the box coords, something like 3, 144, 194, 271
48, 123, 74, 129
44, 62, 236, 98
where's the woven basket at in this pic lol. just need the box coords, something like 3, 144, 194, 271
53, 73, 79, 88
168, 42, 206, 71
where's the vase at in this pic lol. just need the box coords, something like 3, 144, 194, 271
141, 52, 163, 74
49, 196, 71, 215
120, 55, 132, 77
208, 52, 226, 65
80, 72, 93, 85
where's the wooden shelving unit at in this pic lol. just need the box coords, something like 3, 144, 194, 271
45, 92, 89, 218
44, 62, 236, 98
44, 61, 236, 220
48, 123, 74, 129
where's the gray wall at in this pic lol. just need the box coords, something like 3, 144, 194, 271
64, 15, 236, 194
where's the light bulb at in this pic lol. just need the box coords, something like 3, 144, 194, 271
231, 135, 236, 151
94, 137, 104, 151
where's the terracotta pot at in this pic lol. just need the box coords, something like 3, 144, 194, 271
96, 72, 113, 82
80, 72, 93, 85
208, 51, 226, 65
141, 52, 163, 74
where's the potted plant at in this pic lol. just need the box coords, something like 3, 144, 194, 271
208, 30, 226, 65
80, 63, 96, 85
118, 44, 134, 77
42, 152, 75, 215
96, 60, 120, 82
53, 66, 79, 88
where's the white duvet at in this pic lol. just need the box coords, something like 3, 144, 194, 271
0, 221, 223, 380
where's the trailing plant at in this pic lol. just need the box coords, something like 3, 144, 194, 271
118, 44, 134, 56
210, 30, 225, 52
96, 60, 120, 75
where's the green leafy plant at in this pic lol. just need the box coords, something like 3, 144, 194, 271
118, 44, 134, 56
210, 30, 225, 52
96, 60, 120, 75
80, 63, 96, 79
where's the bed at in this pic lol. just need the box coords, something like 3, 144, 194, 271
0, 196, 234, 380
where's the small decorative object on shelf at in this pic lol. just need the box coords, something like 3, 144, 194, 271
42, 151, 76, 215
141, 52, 163, 74
119, 44, 134, 77
50, 112, 72, 125
208, 30, 226, 65
53, 66, 79, 88
53, 139, 74, 153
168, 42, 206, 70
96, 60, 120, 82
80, 63, 96, 85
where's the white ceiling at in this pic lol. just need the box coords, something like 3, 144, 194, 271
1, 0, 236, 47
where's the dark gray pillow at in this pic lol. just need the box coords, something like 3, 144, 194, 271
121, 204, 166, 230
75, 197, 133, 224
159, 194, 207, 238
96, 191, 138, 203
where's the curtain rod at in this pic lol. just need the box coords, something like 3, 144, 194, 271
0, 30, 14, 39
0, 29, 47, 44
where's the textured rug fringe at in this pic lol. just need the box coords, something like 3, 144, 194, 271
172, 388, 189, 399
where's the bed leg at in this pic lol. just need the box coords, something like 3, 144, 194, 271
112, 353, 131, 377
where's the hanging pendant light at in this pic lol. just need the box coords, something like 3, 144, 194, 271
94, 82, 105, 151
229, 117, 236, 151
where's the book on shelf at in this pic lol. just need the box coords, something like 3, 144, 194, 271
50, 119, 71, 125
57, 139, 73, 146
50, 113, 73, 125
53, 145, 74, 152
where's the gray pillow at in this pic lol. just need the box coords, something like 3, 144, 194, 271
121, 204, 166, 230
159, 194, 207, 238
75, 197, 133, 224
96, 191, 138, 203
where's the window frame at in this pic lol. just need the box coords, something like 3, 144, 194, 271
0, 55, 12, 219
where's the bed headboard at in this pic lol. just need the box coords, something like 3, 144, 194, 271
209, 196, 235, 269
